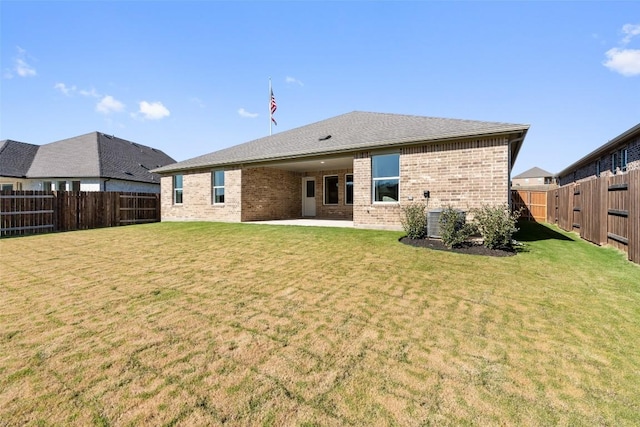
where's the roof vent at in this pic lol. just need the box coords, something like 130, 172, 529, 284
123, 171, 133, 176
319, 135, 332, 141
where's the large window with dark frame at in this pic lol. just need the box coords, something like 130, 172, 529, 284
620, 148, 628, 172
212, 170, 225, 204
345, 174, 354, 205
173, 174, 183, 204
324, 175, 339, 205
372, 153, 399, 202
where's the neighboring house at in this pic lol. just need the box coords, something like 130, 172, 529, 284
557, 123, 640, 186
512, 166, 556, 189
152, 111, 529, 230
0, 140, 39, 190
0, 132, 176, 193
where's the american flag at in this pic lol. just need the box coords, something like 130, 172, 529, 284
270, 88, 277, 125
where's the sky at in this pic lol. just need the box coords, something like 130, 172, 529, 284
1, 1, 639, 176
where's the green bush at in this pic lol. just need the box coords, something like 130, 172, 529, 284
439, 206, 476, 248
400, 203, 427, 239
471, 204, 521, 249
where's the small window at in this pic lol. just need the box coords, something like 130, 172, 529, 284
71, 181, 81, 191
595, 159, 601, 177
173, 175, 183, 204
324, 175, 339, 205
620, 148, 628, 172
345, 174, 353, 205
372, 153, 399, 203
43, 181, 52, 191
57, 181, 66, 191
212, 170, 225, 204
611, 153, 618, 174
0, 183, 13, 191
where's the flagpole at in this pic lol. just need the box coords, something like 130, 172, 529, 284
269, 77, 272, 136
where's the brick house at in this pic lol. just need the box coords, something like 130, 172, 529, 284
152, 111, 529, 230
512, 167, 557, 189
557, 123, 640, 186
0, 132, 175, 193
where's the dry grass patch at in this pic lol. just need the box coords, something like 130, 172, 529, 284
1, 221, 639, 426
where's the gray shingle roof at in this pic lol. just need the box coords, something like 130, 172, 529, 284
4, 132, 176, 184
0, 140, 39, 177
152, 111, 529, 174
512, 167, 554, 179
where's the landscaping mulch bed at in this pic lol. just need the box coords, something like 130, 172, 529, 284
399, 237, 517, 257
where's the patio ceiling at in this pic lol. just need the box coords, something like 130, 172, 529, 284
262, 155, 353, 173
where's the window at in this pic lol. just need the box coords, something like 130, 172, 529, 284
372, 153, 399, 202
212, 170, 224, 204
71, 181, 81, 191
595, 159, 601, 177
43, 181, 52, 191
324, 175, 339, 205
57, 181, 66, 191
345, 174, 354, 205
0, 183, 13, 191
620, 148, 628, 172
173, 175, 183, 204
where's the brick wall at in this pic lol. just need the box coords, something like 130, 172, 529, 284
160, 168, 242, 222
353, 137, 511, 230
240, 167, 301, 221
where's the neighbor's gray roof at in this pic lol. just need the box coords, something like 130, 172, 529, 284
153, 111, 530, 174
512, 167, 554, 179
25, 132, 176, 183
0, 139, 39, 178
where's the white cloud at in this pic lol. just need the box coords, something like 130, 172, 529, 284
96, 95, 125, 114
603, 24, 640, 77
4, 47, 37, 79
286, 76, 304, 86
54, 82, 76, 96
79, 88, 100, 98
621, 24, 640, 44
603, 47, 640, 76
137, 101, 170, 120
238, 108, 258, 118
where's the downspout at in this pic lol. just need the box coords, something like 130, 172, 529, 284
507, 137, 513, 211
103, 178, 111, 191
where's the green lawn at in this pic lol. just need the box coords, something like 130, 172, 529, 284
1, 221, 639, 426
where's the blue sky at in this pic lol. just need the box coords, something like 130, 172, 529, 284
1, 1, 639, 175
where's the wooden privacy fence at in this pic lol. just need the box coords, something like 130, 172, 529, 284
547, 168, 639, 264
511, 190, 548, 222
0, 191, 160, 238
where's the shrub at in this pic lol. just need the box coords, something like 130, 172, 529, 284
439, 206, 476, 248
400, 203, 427, 239
471, 204, 521, 249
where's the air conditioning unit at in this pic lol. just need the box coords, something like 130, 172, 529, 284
428, 208, 465, 238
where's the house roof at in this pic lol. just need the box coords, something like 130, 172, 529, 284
557, 122, 640, 178
25, 132, 176, 183
512, 166, 553, 179
0, 139, 40, 178
152, 111, 529, 174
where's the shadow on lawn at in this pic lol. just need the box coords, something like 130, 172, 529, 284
515, 220, 574, 242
